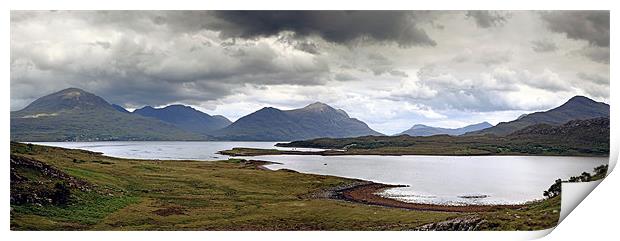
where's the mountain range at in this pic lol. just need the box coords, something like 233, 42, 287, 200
10, 88, 611, 142
466, 96, 610, 136
399, 122, 493, 137
210, 102, 383, 141
10, 88, 203, 141
133, 105, 231, 135
10, 88, 382, 141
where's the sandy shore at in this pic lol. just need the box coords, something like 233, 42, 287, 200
336, 182, 524, 212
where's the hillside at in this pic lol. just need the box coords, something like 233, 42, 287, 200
467, 96, 609, 136
10, 88, 204, 141
134, 105, 231, 135
212, 102, 383, 141
111, 104, 130, 113
399, 122, 492, 136
508, 117, 609, 151
275, 117, 609, 156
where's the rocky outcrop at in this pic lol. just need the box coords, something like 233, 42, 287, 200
415, 216, 486, 231
10, 155, 93, 205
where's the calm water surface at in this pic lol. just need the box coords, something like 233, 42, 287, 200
33, 141, 607, 206
32, 141, 322, 160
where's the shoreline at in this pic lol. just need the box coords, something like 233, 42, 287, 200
219, 147, 609, 158
332, 182, 525, 213
10, 142, 564, 230
250, 160, 528, 213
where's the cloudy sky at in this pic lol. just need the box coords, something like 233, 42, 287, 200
10, 11, 609, 134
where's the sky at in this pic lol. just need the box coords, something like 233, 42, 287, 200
10, 11, 610, 135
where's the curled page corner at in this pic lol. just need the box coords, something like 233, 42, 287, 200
559, 180, 603, 223
557, 144, 617, 226
528, 228, 556, 240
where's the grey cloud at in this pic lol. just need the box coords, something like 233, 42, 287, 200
413, 65, 574, 112
275, 34, 321, 54
577, 46, 610, 64
366, 53, 409, 77
334, 73, 357, 81
466, 11, 510, 28
210, 11, 437, 47
10, 10, 610, 121
388, 70, 409, 78
574, 73, 609, 99
579, 82, 609, 99
89, 41, 111, 49
531, 39, 557, 53
451, 49, 512, 66
477, 50, 512, 66
10, 12, 333, 109
577, 72, 609, 85
294, 41, 320, 54
414, 65, 508, 112
521, 69, 572, 92
541, 11, 609, 47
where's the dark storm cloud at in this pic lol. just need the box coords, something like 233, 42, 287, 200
209, 11, 437, 47
10, 10, 610, 127
465, 11, 510, 28
289, 41, 319, 54
531, 39, 558, 53
541, 11, 609, 47
10, 11, 333, 109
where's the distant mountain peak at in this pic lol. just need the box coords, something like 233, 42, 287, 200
57, 87, 86, 93
467, 95, 609, 136
133, 103, 232, 134
302, 102, 332, 111
213, 102, 382, 141
58, 88, 85, 98
11, 88, 204, 141
410, 124, 430, 129
165, 104, 194, 110
307, 101, 328, 107
258, 106, 282, 113
557, 95, 608, 110
567, 95, 591, 102
111, 104, 130, 113
16, 87, 114, 115
136, 106, 155, 111
400, 122, 492, 137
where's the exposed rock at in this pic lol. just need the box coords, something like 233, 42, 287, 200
10, 155, 93, 205
415, 216, 486, 231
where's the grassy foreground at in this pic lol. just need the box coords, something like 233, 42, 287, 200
11, 142, 560, 231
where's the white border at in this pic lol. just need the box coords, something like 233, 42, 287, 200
2, 1, 617, 241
